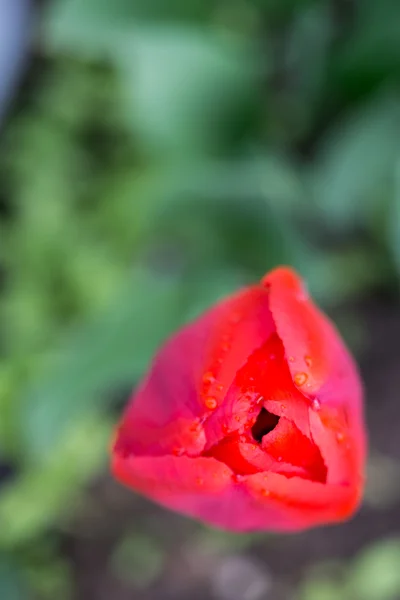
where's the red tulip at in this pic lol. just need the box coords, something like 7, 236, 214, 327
112, 266, 366, 532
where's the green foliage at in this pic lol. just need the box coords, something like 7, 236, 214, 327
1, 0, 400, 596
300, 539, 400, 600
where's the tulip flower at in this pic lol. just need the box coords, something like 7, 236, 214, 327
112, 266, 366, 532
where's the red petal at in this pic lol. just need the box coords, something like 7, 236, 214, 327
264, 267, 364, 424
116, 284, 275, 457
112, 452, 359, 532
244, 471, 360, 531
261, 418, 326, 483
112, 265, 366, 532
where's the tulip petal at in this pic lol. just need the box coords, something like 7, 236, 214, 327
244, 471, 359, 531
112, 265, 366, 532
117, 284, 275, 456
264, 267, 363, 416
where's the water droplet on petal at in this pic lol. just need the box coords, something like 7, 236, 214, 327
233, 474, 244, 483
203, 371, 215, 385
304, 355, 313, 367
216, 384, 224, 392
336, 432, 345, 443
205, 396, 217, 410
261, 489, 270, 497
222, 423, 231, 434
269, 353, 276, 360
280, 404, 287, 411
289, 356, 295, 363
294, 372, 308, 386
312, 399, 321, 411
277, 456, 283, 462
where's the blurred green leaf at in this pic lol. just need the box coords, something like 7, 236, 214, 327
131, 157, 310, 274
116, 26, 260, 156
312, 90, 400, 229
347, 538, 400, 600
303, 246, 388, 306
46, 0, 215, 55
0, 559, 27, 600
111, 533, 165, 588
299, 577, 347, 600
19, 268, 185, 461
332, 1, 400, 98
0, 415, 110, 547
387, 161, 400, 276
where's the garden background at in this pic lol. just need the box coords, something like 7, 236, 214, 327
1, 0, 400, 598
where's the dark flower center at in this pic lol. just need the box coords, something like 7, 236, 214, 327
251, 407, 280, 443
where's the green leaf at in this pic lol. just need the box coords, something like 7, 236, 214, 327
300, 578, 346, 600
45, 0, 215, 57
19, 268, 185, 461
0, 559, 28, 599
111, 534, 165, 588
128, 156, 309, 273
312, 90, 400, 229
347, 539, 400, 600
332, 1, 400, 98
0, 415, 110, 547
116, 26, 259, 155
387, 161, 400, 276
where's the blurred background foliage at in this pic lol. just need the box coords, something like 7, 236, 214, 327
1, 0, 400, 598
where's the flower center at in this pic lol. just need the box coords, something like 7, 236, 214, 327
251, 407, 280, 443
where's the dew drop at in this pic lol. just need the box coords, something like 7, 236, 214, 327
233, 474, 244, 483
312, 398, 321, 411
280, 403, 287, 411
336, 432, 345, 443
235, 415, 241, 423
222, 423, 231, 434
304, 355, 313, 367
205, 396, 217, 410
294, 372, 308, 386
203, 371, 215, 385
216, 384, 224, 392
289, 356, 295, 363
269, 353, 276, 360
261, 489, 270, 497
277, 456, 283, 462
